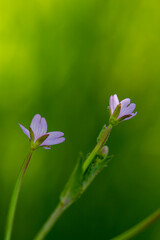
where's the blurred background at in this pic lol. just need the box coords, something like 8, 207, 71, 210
0, 0, 160, 239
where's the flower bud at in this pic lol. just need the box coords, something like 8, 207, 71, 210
99, 145, 109, 159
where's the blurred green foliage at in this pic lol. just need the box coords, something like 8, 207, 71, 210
0, 0, 160, 239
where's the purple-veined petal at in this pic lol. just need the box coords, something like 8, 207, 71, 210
109, 95, 114, 115
40, 131, 64, 146
30, 114, 47, 141
30, 114, 41, 139
109, 94, 119, 115
41, 137, 65, 146
119, 102, 136, 118
19, 124, 30, 138
126, 103, 136, 114
119, 98, 131, 116
120, 98, 131, 107
121, 103, 136, 116
119, 98, 131, 117
114, 94, 119, 104
47, 131, 64, 138
38, 117, 47, 137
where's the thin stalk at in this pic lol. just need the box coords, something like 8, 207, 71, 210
4, 151, 33, 240
83, 124, 112, 172
34, 124, 113, 240
33, 203, 68, 240
111, 209, 160, 240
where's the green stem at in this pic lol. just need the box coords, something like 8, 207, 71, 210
83, 124, 112, 172
34, 124, 113, 240
33, 202, 68, 240
4, 151, 33, 240
111, 209, 160, 240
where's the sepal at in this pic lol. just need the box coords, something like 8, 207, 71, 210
112, 103, 121, 119
118, 114, 132, 122
109, 103, 121, 126
29, 127, 35, 147
29, 127, 49, 150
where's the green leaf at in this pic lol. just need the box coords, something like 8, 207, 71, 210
60, 154, 83, 205
82, 153, 113, 191
60, 145, 113, 207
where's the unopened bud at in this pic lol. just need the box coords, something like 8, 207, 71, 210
99, 145, 109, 159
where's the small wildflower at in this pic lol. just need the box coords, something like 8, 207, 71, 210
109, 94, 137, 125
19, 114, 65, 150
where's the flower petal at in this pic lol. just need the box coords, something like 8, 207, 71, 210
119, 98, 131, 117
120, 103, 136, 117
30, 114, 41, 139
19, 124, 30, 138
41, 136, 65, 146
122, 112, 137, 121
30, 114, 47, 141
119, 102, 136, 118
39, 117, 47, 136
43, 146, 51, 149
126, 103, 136, 114
47, 131, 64, 138
120, 98, 130, 110
41, 131, 64, 146
109, 94, 119, 115
113, 94, 119, 105
109, 95, 114, 115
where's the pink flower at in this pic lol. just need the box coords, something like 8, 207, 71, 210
109, 94, 137, 121
19, 114, 65, 150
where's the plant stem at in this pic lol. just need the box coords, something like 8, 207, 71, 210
34, 124, 113, 240
83, 124, 112, 172
4, 151, 33, 240
110, 209, 160, 240
33, 203, 68, 240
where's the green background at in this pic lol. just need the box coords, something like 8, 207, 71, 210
1, 0, 160, 239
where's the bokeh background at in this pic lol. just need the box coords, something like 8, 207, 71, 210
1, 0, 160, 239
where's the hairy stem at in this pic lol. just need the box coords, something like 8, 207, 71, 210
111, 209, 160, 240
4, 151, 33, 240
